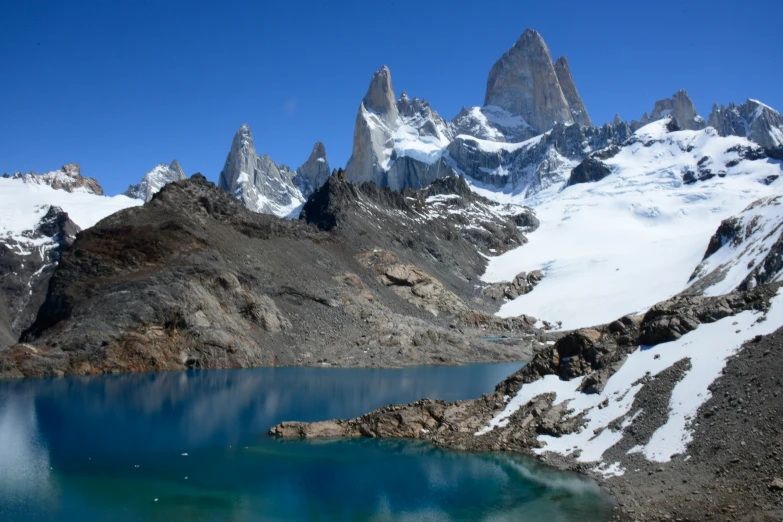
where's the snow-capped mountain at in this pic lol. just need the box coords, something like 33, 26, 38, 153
343, 30, 620, 194
124, 159, 186, 202
477, 118, 783, 330
0, 172, 141, 346
6, 164, 104, 195
631, 89, 707, 131
218, 124, 331, 218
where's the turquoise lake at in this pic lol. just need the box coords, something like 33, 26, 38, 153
0, 363, 614, 521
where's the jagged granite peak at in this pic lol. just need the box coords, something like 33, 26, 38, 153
124, 159, 187, 202
708, 99, 783, 151
484, 29, 573, 133
613, 114, 623, 125
363, 65, 398, 125
218, 124, 305, 218
553, 56, 592, 127
293, 142, 331, 198
345, 65, 457, 190
12, 164, 104, 195
633, 90, 706, 131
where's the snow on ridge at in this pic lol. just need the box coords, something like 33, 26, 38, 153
477, 290, 783, 467
0, 177, 140, 242
477, 120, 783, 330
688, 195, 783, 296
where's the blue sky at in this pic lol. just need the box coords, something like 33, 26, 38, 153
1, 0, 781, 195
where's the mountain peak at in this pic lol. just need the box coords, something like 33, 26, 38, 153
310, 141, 327, 160
363, 65, 398, 123
647, 90, 706, 131
553, 55, 592, 127
484, 29, 577, 133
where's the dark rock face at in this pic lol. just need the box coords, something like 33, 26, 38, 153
301, 171, 533, 306
0, 206, 80, 349
567, 157, 612, 186
1, 174, 539, 379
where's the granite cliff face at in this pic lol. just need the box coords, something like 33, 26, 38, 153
294, 142, 331, 197
553, 56, 592, 127
125, 159, 187, 202
484, 29, 584, 133
708, 99, 783, 151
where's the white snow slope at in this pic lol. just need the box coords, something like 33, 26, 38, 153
688, 195, 783, 296
476, 289, 783, 471
475, 120, 783, 329
0, 177, 141, 246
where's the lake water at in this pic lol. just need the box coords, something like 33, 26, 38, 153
0, 363, 614, 521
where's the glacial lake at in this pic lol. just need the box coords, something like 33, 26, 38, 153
0, 363, 614, 521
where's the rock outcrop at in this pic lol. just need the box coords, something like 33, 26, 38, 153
124, 159, 187, 202
567, 156, 613, 186
484, 29, 580, 133
632, 90, 706, 131
708, 98, 783, 151
11, 164, 104, 195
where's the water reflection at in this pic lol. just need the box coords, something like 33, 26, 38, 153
0, 363, 614, 521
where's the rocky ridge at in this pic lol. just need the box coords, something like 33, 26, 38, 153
0, 174, 546, 379
7, 164, 104, 195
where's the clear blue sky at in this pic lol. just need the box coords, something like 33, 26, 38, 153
2, 0, 781, 195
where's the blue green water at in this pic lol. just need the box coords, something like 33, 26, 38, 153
0, 364, 614, 521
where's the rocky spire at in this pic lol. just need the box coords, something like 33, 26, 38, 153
363, 65, 398, 125
553, 56, 592, 127
294, 141, 331, 197
345, 66, 398, 185
218, 124, 305, 217
484, 29, 574, 133
125, 159, 187, 202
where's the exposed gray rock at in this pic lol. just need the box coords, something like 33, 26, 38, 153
12, 164, 104, 195
345, 66, 457, 191
633, 90, 706, 131
218, 124, 305, 217
553, 56, 592, 127
484, 29, 574, 134
124, 159, 187, 202
293, 142, 330, 197
708, 98, 783, 150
